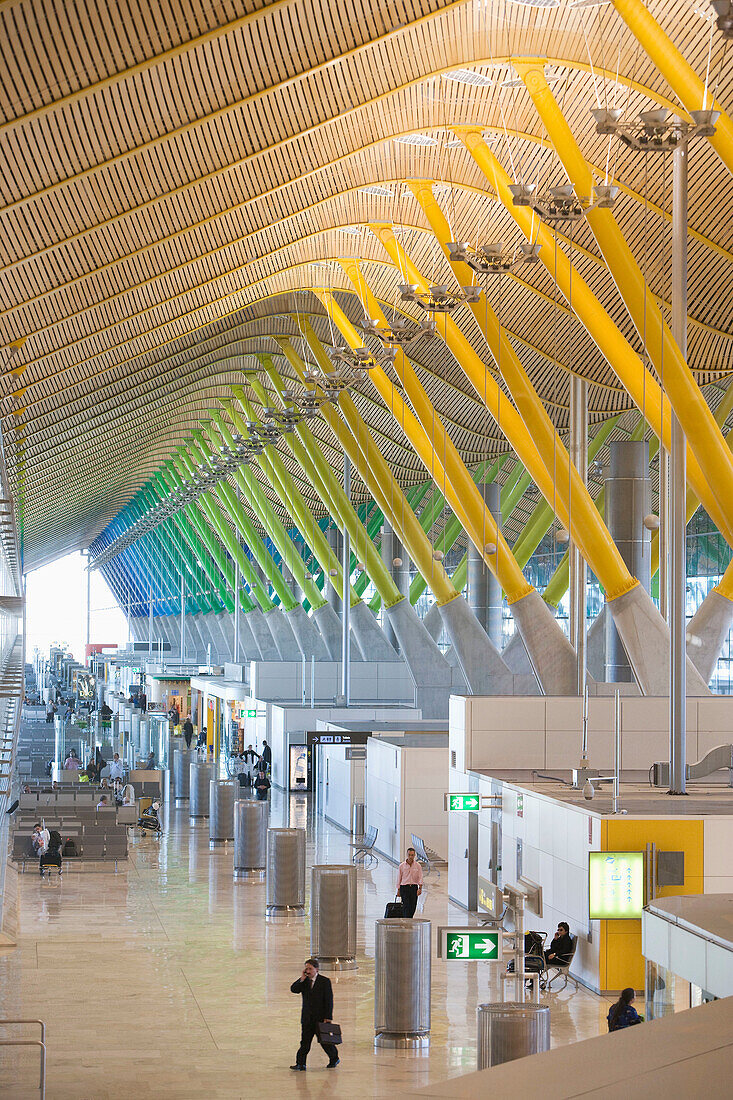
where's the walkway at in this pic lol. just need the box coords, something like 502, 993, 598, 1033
0, 791, 611, 1097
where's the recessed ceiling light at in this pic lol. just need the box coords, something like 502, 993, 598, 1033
393, 134, 439, 147
360, 185, 393, 196
442, 69, 493, 87
338, 226, 362, 235
508, 0, 559, 6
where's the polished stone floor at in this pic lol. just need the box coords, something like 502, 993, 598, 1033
0, 791, 613, 1098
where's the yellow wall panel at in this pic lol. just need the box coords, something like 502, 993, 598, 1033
599, 818, 704, 993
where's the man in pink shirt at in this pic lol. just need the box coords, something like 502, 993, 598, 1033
396, 847, 423, 917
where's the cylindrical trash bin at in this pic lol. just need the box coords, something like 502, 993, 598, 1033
477, 1003, 551, 1069
266, 828, 306, 917
189, 762, 213, 818
173, 749, 192, 800
209, 780, 237, 845
351, 803, 365, 838
374, 918, 431, 1047
311, 865, 357, 970
234, 799, 269, 880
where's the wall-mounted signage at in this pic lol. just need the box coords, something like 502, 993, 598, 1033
589, 851, 645, 920
306, 731, 370, 747
446, 793, 480, 811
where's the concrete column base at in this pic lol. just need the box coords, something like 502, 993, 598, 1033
312, 603, 345, 661
217, 611, 235, 648
511, 589, 577, 695
422, 602, 443, 642
237, 614, 262, 662
264, 608, 301, 660
438, 595, 514, 694
609, 585, 711, 696
245, 608, 280, 661
586, 608, 606, 683
287, 606, 330, 660
384, 597, 463, 718
350, 601, 399, 661
501, 631, 534, 676
686, 588, 733, 685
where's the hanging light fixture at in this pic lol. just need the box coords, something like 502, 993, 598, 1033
591, 107, 719, 150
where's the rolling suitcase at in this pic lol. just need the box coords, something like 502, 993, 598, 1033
384, 896, 404, 918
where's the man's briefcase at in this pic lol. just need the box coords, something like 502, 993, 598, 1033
317, 1021, 342, 1045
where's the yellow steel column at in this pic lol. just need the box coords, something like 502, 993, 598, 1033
369, 221, 636, 601
611, 0, 733, 176
454, 125, 733, 549
267, 340, 457, 605
513, 59, 733, 541
326, 273, 532, 603
403, 183, 640, 603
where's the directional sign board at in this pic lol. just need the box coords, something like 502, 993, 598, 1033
446, 793, 480, 811
445, 931, 500, 960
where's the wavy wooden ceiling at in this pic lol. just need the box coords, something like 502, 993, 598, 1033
1, 0, 732, 570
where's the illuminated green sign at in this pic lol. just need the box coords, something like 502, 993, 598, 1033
589, 851, 645, 919
446, 931, 500, 960
247, 709, 256, 718
448, 793, 479, 811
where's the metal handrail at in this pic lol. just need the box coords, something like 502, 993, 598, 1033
0, 1018, 47, 1096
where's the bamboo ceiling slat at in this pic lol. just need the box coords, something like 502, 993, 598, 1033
2, 0, 732, 568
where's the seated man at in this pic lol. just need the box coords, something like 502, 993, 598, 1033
96, 794, 110, 810
39, 829, 63, 876
143, 751, 155, 770
544, 921, 573, 966
31, 823, 49, 857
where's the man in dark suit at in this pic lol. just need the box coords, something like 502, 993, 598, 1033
290, 958, 340, 1070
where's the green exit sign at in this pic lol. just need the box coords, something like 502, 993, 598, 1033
247, 709, 256, 718
446, 931, 499, 960
448, 793, 479, 811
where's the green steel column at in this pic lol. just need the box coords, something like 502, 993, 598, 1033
126, 496, 206, 614
248, 370, 403, 608
190, 431, 298, 613
161, 463, 254, 613
228, 386, 365, 605
177, 446, 275, 612
137, 485, 221, 613
151, 472, 235, 612
204, 412, 328, 612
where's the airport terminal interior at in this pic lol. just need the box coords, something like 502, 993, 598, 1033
3, 0, 733, 1095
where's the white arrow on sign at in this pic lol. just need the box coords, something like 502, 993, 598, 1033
464, 796, 479, 808
477, 937, 498, 956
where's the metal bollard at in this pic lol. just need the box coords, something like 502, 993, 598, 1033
374, 918, 431, 1047
139, 717, 150, 757
130, 709, 140, 753
266, 828, 306, 917
173, 749, 192, 800
310, 865, 357, 971
477, 1003, 551, 1069
189, 762, 213, 818
234, 799, 269, 880
209, 780, 237, 846
351, 802, 365, 838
